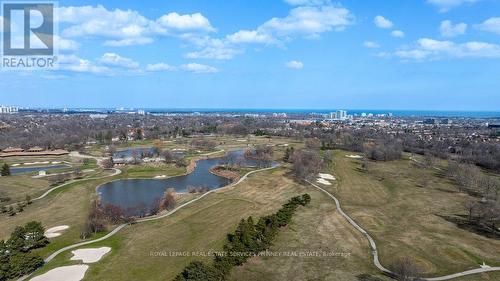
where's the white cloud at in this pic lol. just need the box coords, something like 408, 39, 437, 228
186, 47, 242, 60
285, 60, 304, 69
184, 2, 352, 61
440, 20, 467, 37
391, 30, 405, 38
475, 17, 500, 35
54, 36, 80, 52
58, 6, 150, 38
181, 63, 219, 74
226, 30, 274, 44
363, 41, 380, 48
104, 37, 154, 47
260, 5, 352, 37
155, 12, 214, 32
57, 5, 214, 46
393, 38, 500, 60
374, 15, 393, 29
100, 53, 140, 69
57, 54, 111, 74
284, 0, 330, 6
427, 0, 480, 12
146, 63, 176, 72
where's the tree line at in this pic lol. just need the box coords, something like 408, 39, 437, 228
173, 194, 311, 281
0, 221, 48, 280
446, 162, 500, 236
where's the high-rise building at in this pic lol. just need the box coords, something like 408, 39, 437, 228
0, 106, 18, 114
336, 110, 347, 120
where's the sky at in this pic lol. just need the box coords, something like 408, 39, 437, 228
1, 0, 500, 110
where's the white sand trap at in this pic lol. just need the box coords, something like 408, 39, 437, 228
44, 225, 69, 238
346, 154, 363, 159
30, 265, 89, 281
154, 175, 167, 179
71, 247, 111, 263
316, 178, 332, 185
318, 173, 336, 180
11, 163, 20, 167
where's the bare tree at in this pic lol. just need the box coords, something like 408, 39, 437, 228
390, 257, 422, 281
291, 150, 324, 180
160, 188, 177, 211
101, 157, 114, 169
161, 150, 175, 164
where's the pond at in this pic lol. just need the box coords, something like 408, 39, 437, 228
10, 164, 71, 175
113, 147, 184, 159
97, 150, 272, 216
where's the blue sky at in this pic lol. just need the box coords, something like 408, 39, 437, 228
1, 0, 500, 110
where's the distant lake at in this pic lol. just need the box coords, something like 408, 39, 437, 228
98, 150, 271, 216
10, 164, 70, 175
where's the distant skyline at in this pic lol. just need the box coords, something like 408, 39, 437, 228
1, 0, 500, 110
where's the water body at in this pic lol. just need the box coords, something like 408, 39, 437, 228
114, 147, 184, 158
10, 165, 70, 175
98, 150, 270, 216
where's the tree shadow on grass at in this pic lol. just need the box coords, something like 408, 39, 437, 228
437, 214, 500, 240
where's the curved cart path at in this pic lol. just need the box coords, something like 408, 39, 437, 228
41, 165, 278, 263
307, 180, 500, 281
32, 168, 121, 202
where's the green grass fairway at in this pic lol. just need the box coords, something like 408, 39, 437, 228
29, 168, 372, 281
329, 150, 500, 277
229, 178, 380, 281
0, 174, 50, 202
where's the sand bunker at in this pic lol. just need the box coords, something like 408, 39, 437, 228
316, 178, 332, 185
44, 225, 69, 238
154, 175, 167, 179
346, 154, 363, 159
30, 265, 89, 281
70, 247, 111, 263
318, 173, 336, 180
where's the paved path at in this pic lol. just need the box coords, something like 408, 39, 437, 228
31, 168, 121, 203
307, 180, 500, 280
41, 165, 278, 263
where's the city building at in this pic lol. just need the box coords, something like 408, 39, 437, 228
336, 110, 347, 120
0, 106, 19, 114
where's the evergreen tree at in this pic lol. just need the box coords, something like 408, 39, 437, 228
1, 164, 10, 177
7, 227, 27, 252
173, 261, 218, 281
23, 221, 48, 250
174, 194, 312, 281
